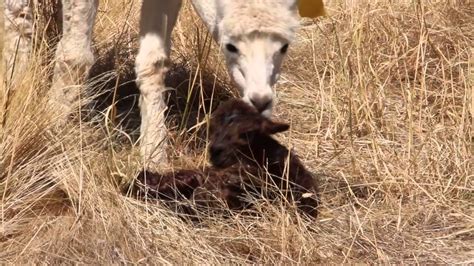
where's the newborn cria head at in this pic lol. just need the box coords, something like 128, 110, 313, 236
209, 99, 289, 168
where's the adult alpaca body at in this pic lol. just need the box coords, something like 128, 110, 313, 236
133, 99, 320, 217
3, 0, 324, 169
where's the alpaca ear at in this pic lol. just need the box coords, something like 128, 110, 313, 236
261, 120, 290, 135
298, 0, 326, 18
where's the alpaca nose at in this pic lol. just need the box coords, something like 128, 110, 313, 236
249, 95, 273, 113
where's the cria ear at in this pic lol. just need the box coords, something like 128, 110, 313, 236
261, 120, 290, 135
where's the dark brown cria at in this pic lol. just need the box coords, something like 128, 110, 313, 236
130, 99, 320, 218
131, 168, 256, 212
134, 169, 204, 200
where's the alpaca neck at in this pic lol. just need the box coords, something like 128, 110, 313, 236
243, 134, 290, 177
242, 134, 311, 187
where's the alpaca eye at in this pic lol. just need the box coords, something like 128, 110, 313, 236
224, 113, 239, 124
239, 131, 255, 141
280, 44, 289, 54
239, 133, 248, 140
226, 43, 239, 54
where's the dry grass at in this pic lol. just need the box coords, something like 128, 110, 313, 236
1, 0, 473, 263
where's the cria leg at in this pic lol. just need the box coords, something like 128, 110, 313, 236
2, 0, 33, 85
49, 0, 98, 114
135, 0, 182, 169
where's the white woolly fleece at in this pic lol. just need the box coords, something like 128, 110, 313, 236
218, 0, 299, 42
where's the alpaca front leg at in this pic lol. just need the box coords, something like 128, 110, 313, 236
135, 0, 182, 169
2, 0, 33, 85
49, 0, 98, 114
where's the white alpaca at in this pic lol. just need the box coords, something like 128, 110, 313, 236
2, 0, 324, 169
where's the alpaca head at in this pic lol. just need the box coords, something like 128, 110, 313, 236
216, 0, 299, 116
209, 99, 289, 168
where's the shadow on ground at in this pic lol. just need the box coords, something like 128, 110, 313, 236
86, 47, 232, 151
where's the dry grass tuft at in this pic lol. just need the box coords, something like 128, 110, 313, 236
1, 0, 472, 263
